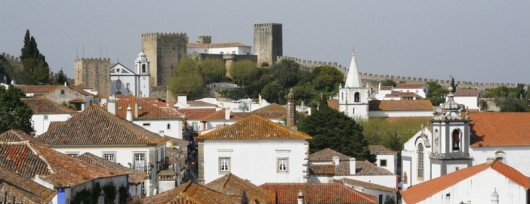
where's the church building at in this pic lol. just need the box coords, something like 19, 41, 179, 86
110, 51, 151, 97
338, 53, 370, 120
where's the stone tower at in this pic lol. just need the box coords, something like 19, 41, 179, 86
141, 32, 188, 88
430, 87, 472, 178
254, 23, 282, 66
286, 88, 296, 127
74, 58, 111, 97
338, 53, 369, 121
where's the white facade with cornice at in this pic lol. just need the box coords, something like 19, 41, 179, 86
110, 51, 150, 97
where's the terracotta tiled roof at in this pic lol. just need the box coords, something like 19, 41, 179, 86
114, 95, 184, 120
0, 131, 127, 188
177, 108, 218, 120
384, 92, 423, 98
0, 129, 39, 143
309, 165, 336, 175
201, 109, 242, 121
21, 97, 77, 114
470, 112, 530, 147
205, 173, 274, 203
394, 83, 425, 89
369, 100, 433, 111
38, 105, 167, 146
67, 86, 95, 96
309, 148, 350, 161
260, 183, 378, 204
0, 166, 56, 204
252, 103, 287, 120
76, 153, 147, 184
327, 99, 339, 110
454, 89, 481, 97
141, 181, 241, 204
368, 145, 396, 155
355, 161, 393, 175
401, 161, 529, 203
339, 178, 396, 192
15, 85, 61, 95
380, 86, 393, 90
196, 114, 311, 141
187, 42, 250, 49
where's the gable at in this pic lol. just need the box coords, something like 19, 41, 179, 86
110, 63, 135, 76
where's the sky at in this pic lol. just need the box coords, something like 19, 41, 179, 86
1, 0, 529, 84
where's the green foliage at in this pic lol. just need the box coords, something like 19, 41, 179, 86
102, 182, 117, 204
261, 81, 285, 103
118, 185, 128, 204
359, 117, 432, 151
20, 30, 50, 85
229, 60, 260, 86
70, 189, 92, 204
485, 85, 529, 112
298, 103, 375, 162
312, 65, 344, 92
0, 85, 33, 134
169, 58, 205, 99
426, 81, 448, 106
381, 79, 397, 87
269, 60, 301, 87
496, 96, 528, 112
92, 182, 102, 204
384, 195, 396, 204
199, 58, 226, 84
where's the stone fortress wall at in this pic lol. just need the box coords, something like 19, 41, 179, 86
74, 58, 111, 97
0, 52, 21, 64
254, 23, 282, 66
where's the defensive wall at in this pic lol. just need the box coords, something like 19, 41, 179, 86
0, 52, 21, 63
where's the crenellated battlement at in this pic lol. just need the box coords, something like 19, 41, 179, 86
141, 32, 188, 39
277, 56, 347, 74
0, 52, 21, 63
254, 23, 282, 27
75, 57, 110, 62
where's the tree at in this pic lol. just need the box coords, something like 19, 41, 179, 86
229, 60, 260, 86
426, 81, 448, 106
270, 59, 300, 87
56, 69, 68, 85
312, 66, 344, 92
20, 30, 50, 84
261, 81, 285, 103
169, 58, 205, 99
381, 79, 397, 87
0, 85, 33, 134
199, 58, 226, 84
298, 102, 375, 162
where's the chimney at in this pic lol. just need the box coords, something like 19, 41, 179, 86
286, 89, 296, 126
332, 156, 340, 166
178, 95, 187, 106
64, 82, 67, 87
126, 105, 133, 121
107, 95, 116, 115
297, 191, 304, 204
378, 82, 381, 91
225, 108, 230, 120
134, 100, 139, 118
349, 157, 356, 175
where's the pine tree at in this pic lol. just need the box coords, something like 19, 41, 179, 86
20, 29, 50, 84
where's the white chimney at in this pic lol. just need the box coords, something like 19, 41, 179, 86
225, 108, 230, 120
297, 191, 304, 204
126, 105, 133, 121
332, 156, 340, 166
178, 95, 187, 106
378, 82, 382, 91
349, 157, 356, 175
107, 95, 116, 115
64, 82, 67, 87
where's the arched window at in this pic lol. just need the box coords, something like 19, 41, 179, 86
417, 143, 424, 180
452, 129, 461, 151
142, 64, 146, 73
354, 92, 360, 102
495, 151, 506, 163
341, 92, 344, 101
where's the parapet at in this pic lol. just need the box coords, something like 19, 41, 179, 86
141, 32, 188, 39
0, 52, 20, 62
75, 57, 111, 62
254, 23, 282, 27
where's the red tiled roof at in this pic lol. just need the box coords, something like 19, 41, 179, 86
0, 130, 128, 188
309, 148, 350, 161
201, 109, 242, 121
380, 86, 393, 90
368, 145, 396, 155
384, 92, 423, 98
196, 114, 311, 141
178, 108, 218, 120
114, 95, 184, 120
401, 161, 529, 204
252, 103, 287, 119
454, 89, 481, 97
394, 83, 425, 89
21, 97, 77, 114
470, 112, 530, 147
339, 178, 396, 192
0, 166, 56, 204
187, 42, 250, 49
327, 99, 339, 110
309, 165, 336, 175
205, 173, 274, 203
67, 86, 95, 96
76, 153, 147, 184
369, 100, 433, 111
141, 181, 241, 204
15, 85, 61, 94
38, 105, 168, 146
260, 183, 378, 204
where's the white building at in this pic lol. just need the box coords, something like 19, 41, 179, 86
401, 161, 529, 204
197, 114, 311, 185
37, 105, 168, 196
368, 100, 433, 118
21, 97, 76, 135
393, 83, 428, 99
110, 51, 150, 98
17, 84, 98, 111
453, 89, 482, 111
369, 145, 397, 174
339, 53, 370, 120
187, 42, 252, 55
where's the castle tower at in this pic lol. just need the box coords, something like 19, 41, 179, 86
286, 88, 296, 127
74, 58, 111, 97
430, 87, 472, 178
141, 32, 188, 88
197, 36, 211, 44
134, 51, 151, 98
254, 23, 282, 66
338, 53, 369, 120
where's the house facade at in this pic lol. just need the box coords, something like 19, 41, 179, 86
21, 97, 76, 135
109, 51, 151, 98
17, 85, 97, 111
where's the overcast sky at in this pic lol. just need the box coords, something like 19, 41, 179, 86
1, 0, 529, 84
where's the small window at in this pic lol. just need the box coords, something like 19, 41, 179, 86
103, 153, 116, 162
66, 152, 79, 157
60, 89, 65, 95
354, 92, 360, 102
167, 123, 171, 130
142, 64, 146, 73
44, 115, 48, 120
380, 159, 387, 167
277, 158, 288, 172
143, 123, 151, 127
219, 157, 231, 173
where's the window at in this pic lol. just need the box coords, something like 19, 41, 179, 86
60, 89, 65, 95
277, 158, 288, 172
133, 153, 146, 171
380, 159, 387, 167
417, 143, 424, 180
219, 157, 230, 173
452, 129, 461, 151
354, 92, 360, 102
126, 83, 130, 90
44, 115, 48, 120
103, 153, 116, 162
495, 151, 506, 163
143, 123, 151, 127
352, 108, 355, 115
167, 123, 171, 130
142, 64, 146, 73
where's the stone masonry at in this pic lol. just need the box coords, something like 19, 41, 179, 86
254, 23, 282, 66
74, 58, 111, 97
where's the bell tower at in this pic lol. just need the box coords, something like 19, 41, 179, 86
430, 86, 472, 179
134, 51, 151, 98
338, 52, 369, 121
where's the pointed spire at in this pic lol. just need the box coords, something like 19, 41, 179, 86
344, 52, 362, 88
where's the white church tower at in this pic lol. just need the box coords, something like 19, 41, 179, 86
338, 52, 369, 120
430, 86, 472, 178
134, 51, 151, 98
110, 51, 151, 97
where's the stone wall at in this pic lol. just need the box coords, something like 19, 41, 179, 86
254, 23, 282, 66
74, 58, 110, 97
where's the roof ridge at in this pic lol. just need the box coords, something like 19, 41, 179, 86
26, 142, 56, 175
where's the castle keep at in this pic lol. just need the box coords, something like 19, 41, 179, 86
74, 58, 111, 97
254, 23, 282, 66
141, 32, 188, 88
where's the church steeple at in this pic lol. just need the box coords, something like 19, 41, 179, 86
135, 51, 150, 75
338, 52, 369, 121
344, 52, 362, 88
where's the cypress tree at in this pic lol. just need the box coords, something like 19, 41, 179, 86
20, 29, 50, 84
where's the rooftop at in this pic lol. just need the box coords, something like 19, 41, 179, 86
454, 89, 482, 97
368, 145, 396, 155
339, 178, 396, 192
21, 97, 77, 114
76, 153, 147, 184
141, 181, 241, 204
205, 173, 273, 203
260, 183, 378, 204
369, 100, 433, 111
113, 95, 184, 120
470, 112, 530, 147
0, 166, 56, 204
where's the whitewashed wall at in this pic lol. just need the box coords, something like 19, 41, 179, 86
454, 96, 479, 110
32, 114, 72, 135
375, 154, 397, 174
470, 146, 530, 176
335, 175, 397, 189
202, 140, 308, 185
134, 119, 183, 139
368, 110, 432, 118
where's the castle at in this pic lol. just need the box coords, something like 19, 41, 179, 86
254, 23, 283, 66
74, 58, 111, 97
